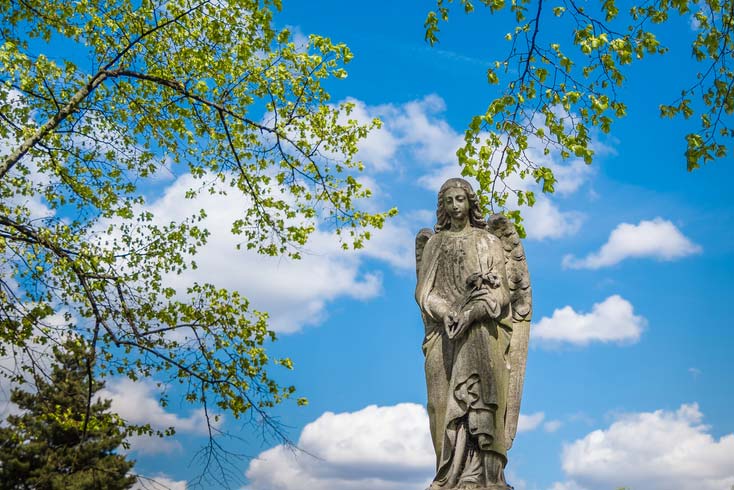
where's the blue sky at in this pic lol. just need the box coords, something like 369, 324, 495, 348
3, 1, 734, 490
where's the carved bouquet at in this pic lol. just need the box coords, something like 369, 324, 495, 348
445, 271, 503, 340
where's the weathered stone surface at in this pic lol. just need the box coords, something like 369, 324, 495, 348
415, 178, 531, 490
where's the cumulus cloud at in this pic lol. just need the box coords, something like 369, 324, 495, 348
130, 173, 400, 333
544, 420, 563, 433
388, 95, 464, 166
549, 159, 594, 196
344, 95, 464, 174
552, 403, 734, 490
0, 308, 79, 420
245, 403, 434, 490
359, 210, 434, 271
340, 99, 401, 172
518, 412, 545, 432
563, 218, 702, 269
533, 295, 646, 346
132, 474, 187, 490
0, 91, 55, 220
549, 481, 585, 490
417, 164, 468, 194
404, 115, 592, 241
337, 95, 598, 243
98, 378, 217, 455
517, 411, 561, 433
521, 196, 584, 240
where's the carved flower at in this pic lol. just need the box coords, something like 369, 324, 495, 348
483, 272, 501, 289
466, 272, 484, 290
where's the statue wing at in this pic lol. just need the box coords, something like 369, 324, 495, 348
415, 227, 435, 278
487, 214, 532, 451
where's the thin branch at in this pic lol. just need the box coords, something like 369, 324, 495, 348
0, 1, 211, 180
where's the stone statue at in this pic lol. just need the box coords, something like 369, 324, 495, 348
415, 178, 532, 490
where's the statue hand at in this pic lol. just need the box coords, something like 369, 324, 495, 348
485, 272, 501, 289
446, 309, 472, 339
485, 296, 500, 318
443, 311, 457, 337
466, 272, 483, 290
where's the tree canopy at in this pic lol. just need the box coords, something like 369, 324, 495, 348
0, 0, 394, 469
425, 0, 733, 232
0, 340, 136, 490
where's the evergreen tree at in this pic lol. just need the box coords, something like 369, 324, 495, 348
0, 340, 136, 490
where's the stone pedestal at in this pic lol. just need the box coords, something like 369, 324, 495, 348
427, 484, 513, 490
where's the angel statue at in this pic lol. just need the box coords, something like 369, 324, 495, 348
415, 178, 532, 490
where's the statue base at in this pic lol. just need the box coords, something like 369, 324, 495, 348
427, 485, 513, 490
463, 486, 512, 490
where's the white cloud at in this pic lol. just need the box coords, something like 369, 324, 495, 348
344, 95, 464, 173
358, 210, 433, 271
131, 173, 391, 333
245, 403, 434, 490
342, 95, 597, 243
100, 378, 212, 434
517, 411, 562, 433
286, 25, 309, 51
533, 295, 646, 346
388, 95, 464, 166
98, 378, 216, 454
502, 135, 593, 241
0, 308, 77, 421
404, 118, 592, 242
518, 412, 545, 432
522, 196, 584, 240
563, 218, 702, 269
549, 481, 586, 490
125, 434, 182, 455
0, 93, 55, 220
416, 164, 467, 194
132, 474, 187, 490
549, 159, 594, 196
341, 99, 400, 172
553, 403, 734, 490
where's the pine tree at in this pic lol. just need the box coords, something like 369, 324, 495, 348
0, 340, 136, 489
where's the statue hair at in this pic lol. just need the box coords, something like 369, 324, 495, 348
434, 178, 487, 232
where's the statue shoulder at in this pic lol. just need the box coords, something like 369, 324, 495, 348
415, 228, 441, 278
422, 231, 444, 257
425, 231, 442, 245
471, 226, 501, 245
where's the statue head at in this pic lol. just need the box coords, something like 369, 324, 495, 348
435, 178, 487, 232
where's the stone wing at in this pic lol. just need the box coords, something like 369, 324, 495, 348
487, 214, 532, 451
415, 227, 434, 278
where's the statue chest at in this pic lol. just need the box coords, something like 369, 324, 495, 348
435, 234, 482, 300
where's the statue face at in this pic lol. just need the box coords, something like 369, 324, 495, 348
442, 187, 469, 223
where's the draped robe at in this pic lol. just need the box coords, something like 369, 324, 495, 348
416, 226, 513, 489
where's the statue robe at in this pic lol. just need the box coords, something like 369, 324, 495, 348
416, 226, 513, 488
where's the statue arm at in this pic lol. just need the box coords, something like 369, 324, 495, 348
446, 233, 511, 339
415, 235, 451, 324
471, 234, 510, 320
424, 294, 451, 324
488, 235, 511, 311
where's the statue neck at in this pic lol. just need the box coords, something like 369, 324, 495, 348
449, 218, 470, 232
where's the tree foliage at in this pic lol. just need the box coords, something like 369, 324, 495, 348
0, 340, 136, 490
425, 0, 733, 232
0, 0, 394, 469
